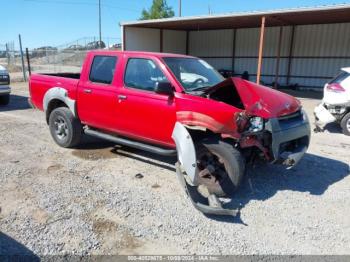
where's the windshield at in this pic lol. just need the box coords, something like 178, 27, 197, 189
163, 57, 224, 91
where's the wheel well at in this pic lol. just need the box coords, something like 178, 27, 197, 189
186, 127, 220, 143
185, 126, 239, 148
46, 99, 68, 124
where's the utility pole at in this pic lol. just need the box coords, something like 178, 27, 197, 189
98, 0, 102, 48
179, 0, 182, 17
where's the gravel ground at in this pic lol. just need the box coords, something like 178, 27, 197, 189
0, 82, 349, 256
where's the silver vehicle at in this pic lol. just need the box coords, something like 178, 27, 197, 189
0, 65, 10, 105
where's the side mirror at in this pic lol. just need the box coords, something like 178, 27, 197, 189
155, 81, 174, 96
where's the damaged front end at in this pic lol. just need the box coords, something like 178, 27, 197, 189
208, 78, 311, 169
236, 109, 310, 168
172, 78, 310, 216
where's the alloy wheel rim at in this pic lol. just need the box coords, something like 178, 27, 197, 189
197, 150, 228, 189
54, 116, 68, 140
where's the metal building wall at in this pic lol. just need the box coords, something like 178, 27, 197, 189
188, 23, 350, 89
234, 26, 292, 85
124, 27, 160, 52
289, 23, 350, 88
189, 29, 233, 71
124, 27, 187, 54
163, 30, 187, 54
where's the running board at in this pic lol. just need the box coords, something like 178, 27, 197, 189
84, 128, 177, 156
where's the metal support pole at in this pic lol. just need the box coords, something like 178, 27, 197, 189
256, 16, 266, 85
160, 29, 163, 52
186, 31, 189, 55
179, 0, 182, 17
98, 0, 102, 48
274, 26, 283, 89
122, 25, 126, 51
286, 25, 295, 86
231, 29, 236, 74
26, 48, 31, 76
18, 34, 27, 82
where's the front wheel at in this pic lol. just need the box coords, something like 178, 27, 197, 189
196, 137, 245, 197
340, 112, 350, 136
49, 107, 82, 148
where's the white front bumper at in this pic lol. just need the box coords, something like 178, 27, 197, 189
0, 86, 11, 95
314, 103, 336, 125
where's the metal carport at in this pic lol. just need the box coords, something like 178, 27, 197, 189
121, 4, 350, 90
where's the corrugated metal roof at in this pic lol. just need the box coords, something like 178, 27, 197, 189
121, 4, 350, 30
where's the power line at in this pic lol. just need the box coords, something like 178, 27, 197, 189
23, 0, 140, 13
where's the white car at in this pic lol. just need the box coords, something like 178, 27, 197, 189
0, 65, 11, 105
314, 67, 350, 135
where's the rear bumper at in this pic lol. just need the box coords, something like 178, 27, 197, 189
314, 103, 337, 128
265, 111, 310, 168
0, 86, 11, 95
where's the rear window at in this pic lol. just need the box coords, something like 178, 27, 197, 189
329, 71, 349, 84
89, 56, 117, 84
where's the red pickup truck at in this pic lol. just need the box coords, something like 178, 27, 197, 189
29, 50, 310, 215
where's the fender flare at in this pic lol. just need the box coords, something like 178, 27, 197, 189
171, 122, 198, 185
43, 87, 77, 117
172, 123, 239, 216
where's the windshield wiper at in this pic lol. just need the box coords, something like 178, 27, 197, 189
189, 85, 212, 92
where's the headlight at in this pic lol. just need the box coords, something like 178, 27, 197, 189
301, 109, 309, 122
248, 117, 264, 132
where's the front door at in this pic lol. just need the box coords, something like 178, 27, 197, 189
117, 57, 177, 147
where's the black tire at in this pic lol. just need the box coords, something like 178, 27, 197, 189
0, 94, 10, 105
195, 137, 245, 197
49, 107, 82, 148
340, 112, 350, 136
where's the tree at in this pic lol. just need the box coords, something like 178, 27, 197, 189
140, 0, 175, 20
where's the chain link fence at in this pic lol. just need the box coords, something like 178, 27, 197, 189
0, 38, 121, 82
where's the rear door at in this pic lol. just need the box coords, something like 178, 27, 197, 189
77, 53, 122, 132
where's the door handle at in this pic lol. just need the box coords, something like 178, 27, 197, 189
84, 89, 92, 94
118, 95, 127, 100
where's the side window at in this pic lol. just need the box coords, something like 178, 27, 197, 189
124, 58, 168, 91
89, 56, 117, 84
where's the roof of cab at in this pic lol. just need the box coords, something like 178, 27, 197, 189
88, 50, 194, 58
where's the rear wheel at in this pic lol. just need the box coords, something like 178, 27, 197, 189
0, 94, 10, 105
49, 107, 82, 148
195, 137, 245, 197
340, 112, 350, 136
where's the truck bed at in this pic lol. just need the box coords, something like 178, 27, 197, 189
41, 73, 81, 79
29, 73, 80, 111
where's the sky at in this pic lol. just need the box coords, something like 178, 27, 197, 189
1, 0, 350, 49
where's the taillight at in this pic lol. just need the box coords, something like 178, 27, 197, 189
326, 83, 345, 92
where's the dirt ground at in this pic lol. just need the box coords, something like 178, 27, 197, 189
0, 82, 349, 256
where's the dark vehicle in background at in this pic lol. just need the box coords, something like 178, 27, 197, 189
0, 65, 10, 105
109, 43, 122, 50
63, 45, 85, 52
0, 51, 7, 58
32, 46, 58, 58
85, 41, 106, 50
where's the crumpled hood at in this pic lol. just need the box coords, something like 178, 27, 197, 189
209, 77, 301, 118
